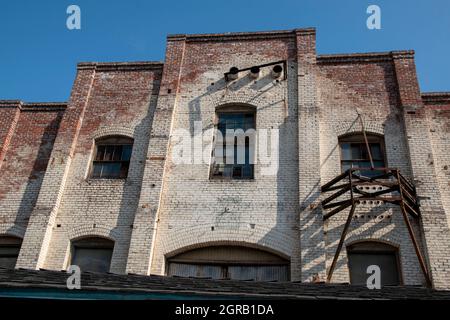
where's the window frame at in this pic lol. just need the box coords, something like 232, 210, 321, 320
168, 262, 290, 281
70, 237, 115, 273
210, 106, 256, 181
338, 133, 387, 176
346, 241, 403, 286
166, 245, 290, 281
0, 236, 22, 270
89, 136, 134, 180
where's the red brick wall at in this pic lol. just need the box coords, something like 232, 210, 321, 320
178, 37, 296, 91
317, 58, 400, 115
40, 64, 163, 272
2, 28, 450, 288
75, 68, 161, 153
0, 106, 64, 230
0, 103, 21, 168
424, 94, 450, 256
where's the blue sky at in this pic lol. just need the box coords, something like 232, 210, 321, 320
0, 0, 449, 102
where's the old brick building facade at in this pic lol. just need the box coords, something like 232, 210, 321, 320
1, 28, 450, 289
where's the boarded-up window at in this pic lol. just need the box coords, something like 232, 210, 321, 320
91, 136, 133, 179
227, 265, 288, 281
167, 246, 289, 282
0, 236, 22, 269
339, 134, 386, 177
347, 242, 401, 286
71, 237, 114, 273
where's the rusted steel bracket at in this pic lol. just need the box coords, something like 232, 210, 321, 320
321, 167, 431, 287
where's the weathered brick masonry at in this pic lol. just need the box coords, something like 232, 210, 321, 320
1, 28, 449, 289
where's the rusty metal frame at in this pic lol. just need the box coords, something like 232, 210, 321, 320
321, 167, 431, 287
224, 60, 287, 81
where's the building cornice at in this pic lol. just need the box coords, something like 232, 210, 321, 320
0, 100, 22, 108
422, 92, 450, 105
77, 61, 164, 71
21, 102, 67, 111
0, 100, 67, 111
168, 28, 315, 43
317, 50, 415, 64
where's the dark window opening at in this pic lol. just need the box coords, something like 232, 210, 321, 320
212, 110, 255, 180
167, 246, 289, 282
347, 242, 401, 286
0, 236, 22, 269
339, 134, 386, 177
91, 136, 133, 179
71, 237, 114, 273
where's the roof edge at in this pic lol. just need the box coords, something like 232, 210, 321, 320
1, 268, 449, 300
0, 100, 22, 108
77, 61, 164, 71
0, 100, 67, 111
168, 27, 315, 42
317, 50, 415, 64
422, 92, 450, 105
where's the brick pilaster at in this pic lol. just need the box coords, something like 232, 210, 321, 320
126, 36, 186, 274
296, 29, 326, 282
393, 51, 450, 289
0, 101, 21, 171
15, 67, 95, 269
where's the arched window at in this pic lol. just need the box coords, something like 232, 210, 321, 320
347, 241, 401, 286
91, 136, 133, 179
211, 105, 256, 179
167, 246, 289, 281
71, 237, 114, 273
339, 133, 386, 177
0, 236, 22, 269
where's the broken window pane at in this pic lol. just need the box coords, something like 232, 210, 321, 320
90, 136, 133, 179
104, 146, 114, 161
95, 145, 106, 161
339, 135, 386, 175
212, 110, 255, 179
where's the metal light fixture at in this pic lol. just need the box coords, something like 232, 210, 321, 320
271, 65, 283, 79
249, 66, 260, 79
227, 67, 239, 81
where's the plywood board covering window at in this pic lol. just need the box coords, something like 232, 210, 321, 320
167, 246, 290, 282
0, 236, 22, 269
71, 237, 114, 273
347, 242, 401, 286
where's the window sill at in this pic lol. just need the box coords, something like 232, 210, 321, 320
83, 178, 128, 186
209, 177, 256, 182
